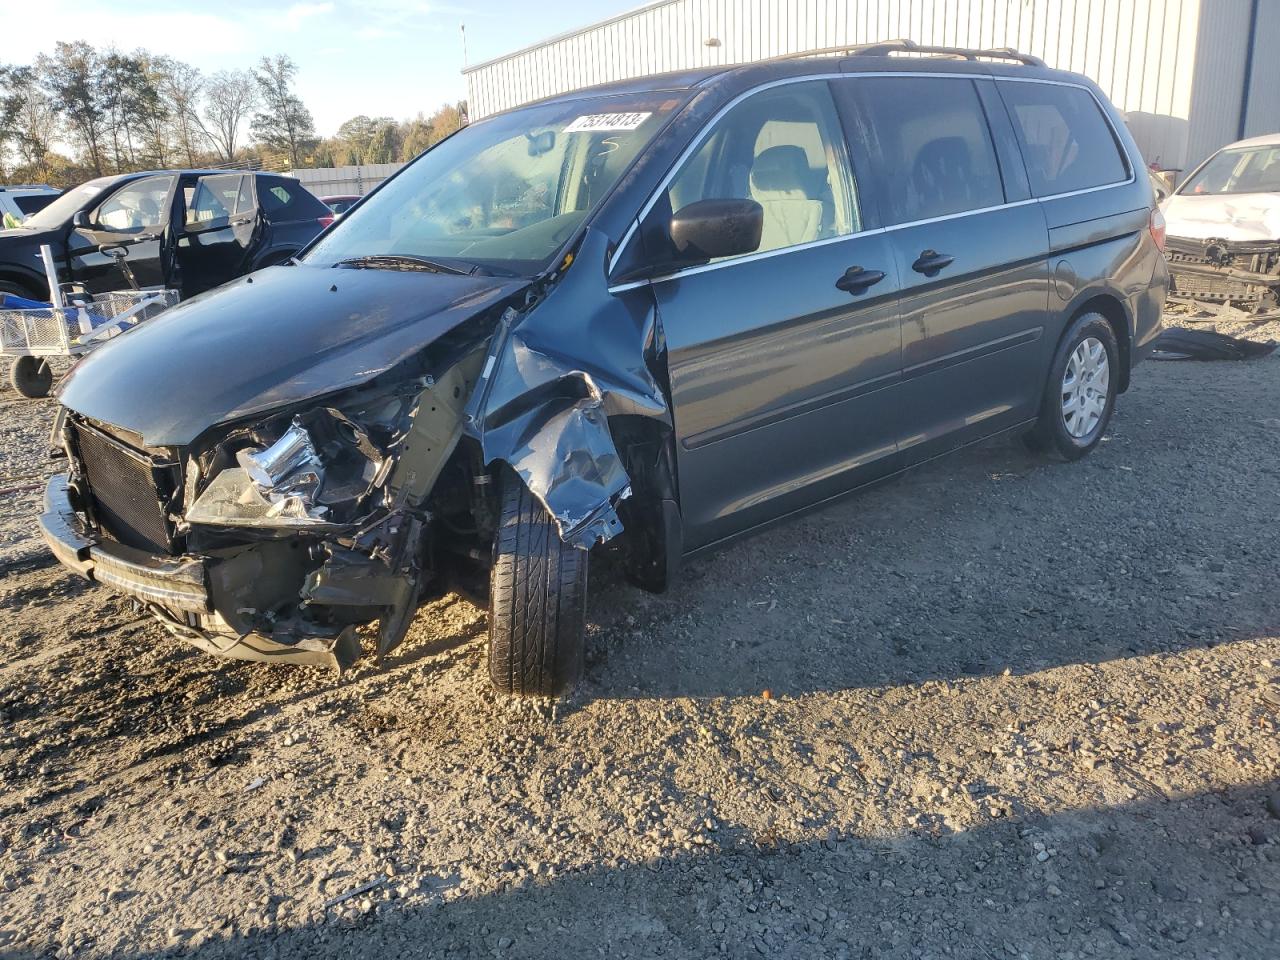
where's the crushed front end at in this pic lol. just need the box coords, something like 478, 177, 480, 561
41, 347, 494, 671
1166, 235, 1280, 311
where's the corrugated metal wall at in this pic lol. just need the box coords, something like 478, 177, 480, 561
464, 0, 1280, 173
1242, 0, 1280, 141
287, 163, 404, 197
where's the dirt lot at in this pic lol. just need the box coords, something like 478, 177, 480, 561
2, 319, 1280, 959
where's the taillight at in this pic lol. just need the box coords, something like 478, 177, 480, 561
318, 215, 335, 229
1149, 206, 1166, 252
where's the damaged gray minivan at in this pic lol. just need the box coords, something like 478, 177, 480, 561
42, 42, 1166, 696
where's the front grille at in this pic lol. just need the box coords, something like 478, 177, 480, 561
1169, 268, 1264, 303
71, 422, 177, 552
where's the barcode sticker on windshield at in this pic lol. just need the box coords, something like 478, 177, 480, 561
563, 112, 652, 133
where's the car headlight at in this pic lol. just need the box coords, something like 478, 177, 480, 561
186, 409, 389, 529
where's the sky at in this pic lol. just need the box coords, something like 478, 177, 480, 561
1, 0, 641, 137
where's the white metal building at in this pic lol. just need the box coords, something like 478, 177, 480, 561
286, 163, 404, 197
463, 0, 1280, 175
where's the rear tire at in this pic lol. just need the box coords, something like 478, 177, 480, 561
1025, 311, 1118, 461
0, 279, 37, 299
488, 467, 587, 697
9, 356, 52, 399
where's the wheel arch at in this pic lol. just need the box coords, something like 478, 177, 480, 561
608, 412, 683, 594
1061, 291, 1133, 393
250, 246, 298, 271
0, 267, 47, 301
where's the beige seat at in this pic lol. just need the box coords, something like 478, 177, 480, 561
748, 145, 824, 252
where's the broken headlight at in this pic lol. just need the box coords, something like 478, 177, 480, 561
186, 408, 392, 529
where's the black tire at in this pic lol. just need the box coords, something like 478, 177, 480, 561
0, 279, 36, 299
488, 467, 588, 697
8, 356, 53, 399
1025, 311, 1119, 461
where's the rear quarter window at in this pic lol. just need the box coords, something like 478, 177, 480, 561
998, 81, 1129, 196
14, 194, 57, 216
258, 178, 327, 221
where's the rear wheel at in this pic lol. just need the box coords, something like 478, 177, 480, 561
1024, 311, 1118, 461
487, 467, 588, 697
0, 279, 37, 299
8, 356, 53, 399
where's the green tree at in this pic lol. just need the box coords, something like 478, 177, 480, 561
100, 50, 163, 171
40, 41, 108, 175
364, 119, 401, 164
251, 54, 317, 168
1, 65, 58, 179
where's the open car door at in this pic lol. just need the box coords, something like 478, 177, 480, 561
176, 174, 261, 298
66, 175, 177, 293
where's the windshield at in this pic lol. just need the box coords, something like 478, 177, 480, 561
1180, 144, 1280, 196
304, 92, 683, 276
22, 177, 117, 229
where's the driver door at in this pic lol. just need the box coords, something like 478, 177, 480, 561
175, 174, 261, 297
66, 175, 177, 292
641, 80, 904, 548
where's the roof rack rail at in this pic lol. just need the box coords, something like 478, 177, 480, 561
780, 38, 1046, 68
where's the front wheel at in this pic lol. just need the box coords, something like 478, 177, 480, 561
487, 467, 588, 697
1024, 312, 1119, 461
9, 356, 53, 399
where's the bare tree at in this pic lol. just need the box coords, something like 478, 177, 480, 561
203, 69, 257, 163
158, 59, 206, 166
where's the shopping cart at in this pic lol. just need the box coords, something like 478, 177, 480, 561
0, 245, 180, 398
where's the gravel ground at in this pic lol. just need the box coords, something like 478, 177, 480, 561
1, 318, 1280, 960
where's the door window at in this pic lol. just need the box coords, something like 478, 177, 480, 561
663, 81, 860, 258
186, 175, 244, 228
235, 176, 256, 215
848, 77, 1005, 225
998, 81, 1129, 196
94, 176, 174, 232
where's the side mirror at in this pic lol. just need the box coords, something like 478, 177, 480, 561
669, 198, 763, 262
72, 211, 91, 229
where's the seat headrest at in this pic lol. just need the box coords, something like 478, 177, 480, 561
750, 145, 813, 195
914, 137, 973, 179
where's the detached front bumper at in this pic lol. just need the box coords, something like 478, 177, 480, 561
39, 475, 358, 670
40, 474, 210, 612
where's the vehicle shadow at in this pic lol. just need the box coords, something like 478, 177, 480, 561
11, 778, 1274, 959
578, 401, 1280, 701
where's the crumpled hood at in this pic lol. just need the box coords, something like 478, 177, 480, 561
57, 263, 528, 446
1161, 192, 1280, 242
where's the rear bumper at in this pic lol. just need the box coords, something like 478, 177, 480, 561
40, 474, 210, 613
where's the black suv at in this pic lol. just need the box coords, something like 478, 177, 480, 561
0, 170, 330, 302
42, 42, 1166, 698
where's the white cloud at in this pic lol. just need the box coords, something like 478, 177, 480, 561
282, 2, 336, 31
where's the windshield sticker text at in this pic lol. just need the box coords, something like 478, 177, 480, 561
563, 112, 652, 133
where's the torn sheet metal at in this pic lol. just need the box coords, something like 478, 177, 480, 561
464, 227, 670, 549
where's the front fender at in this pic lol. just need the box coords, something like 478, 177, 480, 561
463, 227, 672, 550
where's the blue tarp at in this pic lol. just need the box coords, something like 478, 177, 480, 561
0, 293, 52, 310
